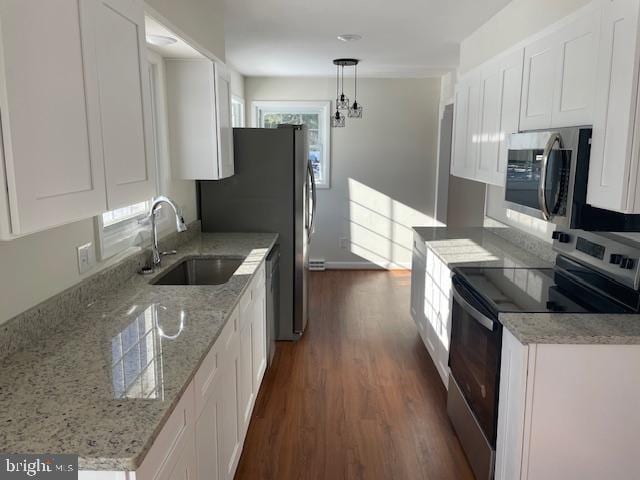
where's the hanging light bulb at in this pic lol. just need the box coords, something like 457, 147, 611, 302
331, 64, 345, 128
337, 64, 350, 110
348, 62, 363, 118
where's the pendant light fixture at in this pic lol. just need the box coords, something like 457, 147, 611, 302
331, 58, 361, 127
337, 65, 350, 110
348, 62, 363, 118
331, 63, 345, 128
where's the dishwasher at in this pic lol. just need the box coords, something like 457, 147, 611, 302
265, 245, 280, 367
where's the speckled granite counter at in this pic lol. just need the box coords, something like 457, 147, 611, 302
413, 227, 640, 346
0, 232, 277, 471
499, 312, 640, 345
412, 226, 553, 269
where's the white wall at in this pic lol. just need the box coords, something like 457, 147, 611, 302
0, 0, 225, 325
458, 0, 590, 241
459, 0, 590, 73
145, 0, 226, 61
245, 76, 441, 268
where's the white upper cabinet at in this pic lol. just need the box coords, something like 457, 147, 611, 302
0, 0, 156, 240
0, 0, 107, 238
166, 59, 234, 180
588, 0, 640, 213
520, 5, 600, 130
476, 49, 524, 186
552, 9, 600, 127
451, 69, 481, 181
88, 0, 157, 210
520, 34, 557, 130
215, 63, 235, 179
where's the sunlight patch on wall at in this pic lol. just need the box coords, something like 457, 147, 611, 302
347, 178, 437, 269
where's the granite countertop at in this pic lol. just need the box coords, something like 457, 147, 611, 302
413, 227, 640, 346
500, 312, 640, 345
413, 226, 553, 269
0, 232, 278, 471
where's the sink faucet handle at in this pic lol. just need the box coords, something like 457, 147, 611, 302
161, 250, 177, 257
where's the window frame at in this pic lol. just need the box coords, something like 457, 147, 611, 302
251, 100, 331, 189
231, 94, 245, 128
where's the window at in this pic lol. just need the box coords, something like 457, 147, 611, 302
231, 95, 245, 127
252, 100, 331, 188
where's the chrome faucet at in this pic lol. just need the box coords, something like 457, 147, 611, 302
146, 196, 187, 268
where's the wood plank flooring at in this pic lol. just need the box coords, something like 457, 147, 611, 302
235, 270, 473, 480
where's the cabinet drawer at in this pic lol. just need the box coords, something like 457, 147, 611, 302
194, 308, 239, 418
136, 381, 195, 480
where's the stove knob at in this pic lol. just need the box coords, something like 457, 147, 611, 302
621, 258, 635, 269
610, 254, 624, 265
557, 232, 571, 243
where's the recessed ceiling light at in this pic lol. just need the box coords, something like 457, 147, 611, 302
337, 34, 362, 43
146, 34, 177, 46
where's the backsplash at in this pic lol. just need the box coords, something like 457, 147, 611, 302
0, 221, 201, 362
483, 216, 556, 264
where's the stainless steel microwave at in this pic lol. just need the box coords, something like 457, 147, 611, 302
505, 127, 640, 232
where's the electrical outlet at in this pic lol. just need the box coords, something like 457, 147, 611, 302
77, 242, 95, 274
339, 237, 349, 249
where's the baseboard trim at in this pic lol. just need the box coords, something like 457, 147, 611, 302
324, 261, 411, 270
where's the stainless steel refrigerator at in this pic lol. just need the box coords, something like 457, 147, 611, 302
198, 125, 316, 341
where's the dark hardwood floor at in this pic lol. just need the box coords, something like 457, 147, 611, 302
235, 270, 473, 480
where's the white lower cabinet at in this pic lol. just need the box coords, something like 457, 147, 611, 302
496, 329, 640, 480
81, 264, 268, 480
410, 236, 452, 387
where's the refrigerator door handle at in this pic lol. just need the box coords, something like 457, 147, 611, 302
307, 161, 317, 237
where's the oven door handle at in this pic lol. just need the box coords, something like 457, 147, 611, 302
538, 132, 563, 221
452, 282, 497, 332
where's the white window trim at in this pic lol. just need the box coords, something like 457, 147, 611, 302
231, 94, 245, 127
251, 100, 331, 189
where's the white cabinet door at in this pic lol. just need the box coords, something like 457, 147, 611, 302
214, 63, 234, 179
495, 329, 529, 480
477, 64, 502, 185
195, 327, 241, 480
0, 0, 107, 237
520, 34, 558, 130
588, 0, 640, 213
88, 0, 156, 210
251, 280, 267, 390
451, 81, 470, 178
237, 293, 255, 440
551, 7, 600, 127
497, 49, 525, 183
451, 70, 481, 180
166, 59, 235, 180
219, 339, 242, 480
154, 434, 196, 480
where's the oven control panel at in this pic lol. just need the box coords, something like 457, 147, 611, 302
552, 229, 640, 290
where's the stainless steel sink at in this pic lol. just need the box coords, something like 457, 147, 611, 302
152, 256, 245, 286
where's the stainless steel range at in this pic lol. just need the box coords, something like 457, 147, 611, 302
447, 230, 640, 480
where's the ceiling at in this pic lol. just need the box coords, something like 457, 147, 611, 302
224, 0, 513, 77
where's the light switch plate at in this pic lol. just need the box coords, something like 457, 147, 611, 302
77, 242, 95, 274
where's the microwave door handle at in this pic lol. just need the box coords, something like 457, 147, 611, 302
538, 133, 563, 220
452, 283, 496, 331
